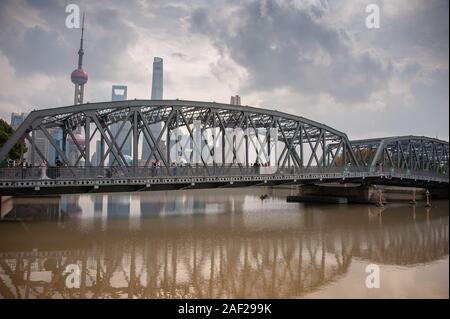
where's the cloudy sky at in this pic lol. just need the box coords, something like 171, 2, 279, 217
0, 0, 448, 140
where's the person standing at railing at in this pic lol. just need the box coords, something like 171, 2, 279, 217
172, 160, 177, 176
376, 161, 383, 173
156, 160, 161, 176
26, 162, 32, 179
39, 160, 50, 179
151, 161, 156, 177
253, 161, 259, 175
18, 159, 26, 179
55, 157, 62, 179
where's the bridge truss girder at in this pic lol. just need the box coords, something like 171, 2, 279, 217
350, 136, 449, 173
0, 100, 359, 177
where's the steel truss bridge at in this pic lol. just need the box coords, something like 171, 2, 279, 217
0, 100, 448, 196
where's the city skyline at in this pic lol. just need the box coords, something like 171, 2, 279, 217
0, 0, 448, 142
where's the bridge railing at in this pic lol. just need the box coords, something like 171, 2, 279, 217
383, 167, 449, 181
0, 165, 334, 179
0, 165, 448, 181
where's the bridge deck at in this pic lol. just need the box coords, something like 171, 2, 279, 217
0, 166, 447, 196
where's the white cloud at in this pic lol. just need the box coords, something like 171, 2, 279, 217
0, 0, 447, 140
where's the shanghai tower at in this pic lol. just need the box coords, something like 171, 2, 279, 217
151, 57, 163, 99
142, 57, 164, 162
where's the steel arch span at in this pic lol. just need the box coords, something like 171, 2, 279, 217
0, 100, 359, 171
0, 100, 448, 195
349, 136, 449, 173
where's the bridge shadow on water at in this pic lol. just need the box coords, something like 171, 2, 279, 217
0, 188, 448, 298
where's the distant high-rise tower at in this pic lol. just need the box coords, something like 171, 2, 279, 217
70, 13, 88, 105
112, 85, 127, 101
230, 95, 241, 105
10, 112, 26, 130
33, 131, 50, 165
91, 140, 102, 166
151, 57, 163, 99
142, 57, 165, 162
47, 128, 63, 165
110, 85, 131, 166
68, 13, 88, 166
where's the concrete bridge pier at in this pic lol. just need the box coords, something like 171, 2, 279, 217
409, 189, 417, 205
286, 184, 444, 205
0, 195, 12, 219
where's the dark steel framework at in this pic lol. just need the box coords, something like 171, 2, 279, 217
348, 136, 449, 173
0, 100, 359, 175
0, 100, 448, 195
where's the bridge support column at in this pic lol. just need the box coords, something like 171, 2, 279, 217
425, 190, 431, 207
260, 186, 268, 200
409, 189, 417, 205
376, 189, 385, 207
286, 185, 427, 205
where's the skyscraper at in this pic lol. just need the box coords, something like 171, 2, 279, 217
47, 128, 62, 165
109, 85, 131, 166
230, 95, 241, 105
112, 85, 127, 101
12, 106, 60, 166
142, 57, 164, 162
10, 112, 26, 130
31, 131, 49, 165
151, 57, 163, 100
91, 140, 103, 166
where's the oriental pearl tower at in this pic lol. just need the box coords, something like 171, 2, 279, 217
68, 13, 87, 165
71, 13, 88, 105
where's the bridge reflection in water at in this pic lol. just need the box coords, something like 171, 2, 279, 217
0, 189, 448, 298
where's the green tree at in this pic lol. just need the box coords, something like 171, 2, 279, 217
0, 118, 27, 165
334, 148, 377, 166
